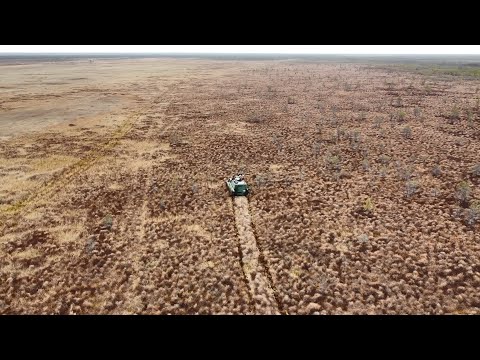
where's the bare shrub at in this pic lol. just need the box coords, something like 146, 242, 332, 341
456, 181, 471, 207
358, 112, 367, 121
448, 105, 460, 124
357, 234, 369, 243
471, 163, 480, 177
379, 154, 390, 165
397, 164, 414, 181
326, 154, 341, 171
101, 214, 113, 230
361, 159, 370, 171
432, 165, 442, 177
363, 197, 375, 214
405, 181, 419, 198
401, 126, 412, 139
464, 201, 480, 227
246, 114, 265, 124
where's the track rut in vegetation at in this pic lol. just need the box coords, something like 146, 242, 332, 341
233, 196, 279, 314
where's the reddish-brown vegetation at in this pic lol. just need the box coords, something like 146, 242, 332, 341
0, 58, 479, 314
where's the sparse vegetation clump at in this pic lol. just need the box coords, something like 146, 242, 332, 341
397, 164, 414, 181
246, 114, 265, 124
325, 154, 341, 171
464, 201, 480, 227
405, 180, 419, 198
414, 107, 421, 118
466, 111, 474, 127
393, 97, 403, 108
379, 154, 390, 165
357, 234, 369, 244
471, 163, 480, 177
456, 181, 472, 207
401, 126, 412, 139
358, 112, 367, 121
101, 214, 113, 230
448, 105, 461, 124
432, 165, 442, 177
363, 197, 375, 214
361, 158, 370, 171
397, 111, 407, 122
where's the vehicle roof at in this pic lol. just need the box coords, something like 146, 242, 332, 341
230, 179, 247, 186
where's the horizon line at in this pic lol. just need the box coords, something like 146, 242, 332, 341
1, 52, 480, 56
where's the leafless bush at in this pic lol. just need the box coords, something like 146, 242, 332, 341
464, 202, 480, 227
401, 126, 412, 139
397, 164, 414, 181
357, 234, 369, 244
456, 181, 471, 207
378, 166, 388, 179
431, 165, 442, 177
312, 141, 321, 156
246, 114, 265, 124
102, 214, 113, 230
471, 163, 480, 177
405, 181, 419, 198
363, 197, 375, 213
397, 111, 407, 122
379, 154, 390, 165
361, 159, 370, 171
358, 112, 367, 121
326, 154, 341, 171
448, 105, 460, 124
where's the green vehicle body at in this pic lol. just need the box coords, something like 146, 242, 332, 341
226, 177, 250, 196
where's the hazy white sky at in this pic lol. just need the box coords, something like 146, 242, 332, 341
1, 45, 480, 54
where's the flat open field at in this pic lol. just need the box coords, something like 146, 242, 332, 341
1, 57, 479, 314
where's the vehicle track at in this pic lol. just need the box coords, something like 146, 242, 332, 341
0, 111, 138, 226
0, 89, 172, 230
135, 98, 177, 255
232, 196, 279, 314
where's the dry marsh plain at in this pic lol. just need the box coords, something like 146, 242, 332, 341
0, 56, 479, 314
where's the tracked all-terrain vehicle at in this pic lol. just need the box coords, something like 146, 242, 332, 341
226, 174, 250, 196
